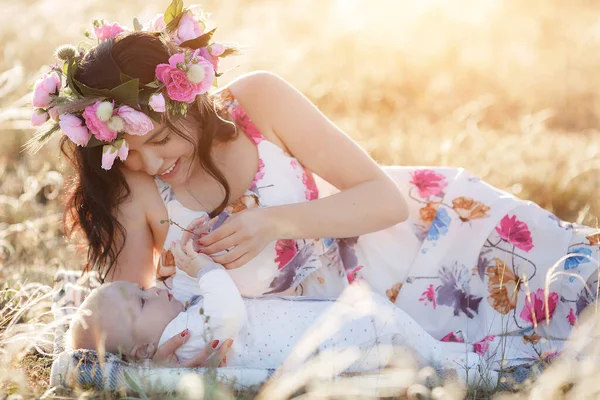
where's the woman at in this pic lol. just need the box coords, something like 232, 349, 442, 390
32, 4, 599, 373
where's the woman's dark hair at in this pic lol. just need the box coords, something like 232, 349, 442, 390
61, 32, 237, 282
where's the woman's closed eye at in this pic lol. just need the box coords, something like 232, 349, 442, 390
152, 134, 171, 146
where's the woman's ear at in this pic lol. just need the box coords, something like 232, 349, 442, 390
130, 343, 157, 360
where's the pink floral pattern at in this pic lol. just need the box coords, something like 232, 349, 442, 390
409, 170, 448, 198
473, 335, 495, 356
495, 215, 534, 252
567, 308, 577, 326
418, 284, 437, 309
440, 331, 465, 343
227, 102, 264, 145
302, 168, 319, 200
347, 265, 364, 284
520, 288, 559, 325
274, 240, 298, 270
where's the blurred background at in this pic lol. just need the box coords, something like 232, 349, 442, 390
2, 0, 600, 284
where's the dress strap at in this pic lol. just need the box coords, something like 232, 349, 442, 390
214, 88, 266, 145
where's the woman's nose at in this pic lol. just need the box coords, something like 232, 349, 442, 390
138, 149, 162, 176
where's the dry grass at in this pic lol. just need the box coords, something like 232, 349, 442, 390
2, 0, 600, 398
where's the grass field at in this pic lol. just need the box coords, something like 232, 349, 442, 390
2, 0, 600, 398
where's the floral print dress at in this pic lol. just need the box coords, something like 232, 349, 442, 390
155, 88, 352, 298
356, 167, 600, 369
155, 89, 600, 370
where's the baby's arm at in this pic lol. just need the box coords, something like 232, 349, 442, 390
166, 242, 247, 352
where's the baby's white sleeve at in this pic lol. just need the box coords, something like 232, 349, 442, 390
195, 264, 248, 341
159, 264, 247, 362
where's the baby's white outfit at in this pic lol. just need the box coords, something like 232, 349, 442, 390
158, 265, 489, 380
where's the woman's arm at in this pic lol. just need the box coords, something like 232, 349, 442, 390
231, 71, 408, 239
106, 169, 167, 288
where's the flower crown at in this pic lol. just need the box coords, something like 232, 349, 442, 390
27, 0, 237, 170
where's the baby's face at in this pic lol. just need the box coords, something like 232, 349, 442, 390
106, 282, 185, 353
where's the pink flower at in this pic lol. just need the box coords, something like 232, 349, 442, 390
117, 105, 154, 136
59, 114, 91, 146
210, 43, 225, 57
410, 170, 448, 198
32, 72, 60, 108
82, 101, 118, 142
114, 139, 129, 162
347, 265, 364, 284
149, 93, 166, 112
31, 109, 49, 126
174, 11, 204, 44
101, 145, 119, 170
440, 331, 464, 343
155, 51, 215, 103
473, 335, 495, 356
199, 47, 219, 72
274, 240, 298, 269
520, 288, 558, 325
228, 104, 263, 144
567, 308, 577, 326
302, 168, 319, 200
418, 284, 437, 309
145, 14, 166, 31
48, 107, 59, 121
94, 21, 126, 41
495, 215, 534, 252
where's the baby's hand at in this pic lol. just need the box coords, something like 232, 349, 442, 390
171, 241, 215, 277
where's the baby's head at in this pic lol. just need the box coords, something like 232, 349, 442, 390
68, 281, 184, 360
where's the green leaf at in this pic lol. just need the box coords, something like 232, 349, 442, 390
180, 28, 216, 49
72, 77, 111, 98
165, 11, 185, 32
144, 81, 161, 89
120, 73, 135, 84
163, 0, 184, 25
66, 57, 85, 98
123, 371, 149, 400
87, 135, 107, 148
53, 96, 105, 114
110, 78, 140, 108
133, 17, 143, 32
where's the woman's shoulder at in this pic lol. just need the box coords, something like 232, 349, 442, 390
120, 168, 169, 244
120, 169, 165, 213
215, 71, 295, 145
222, 71, 289, 100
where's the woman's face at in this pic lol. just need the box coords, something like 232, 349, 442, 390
124, 119, 198, 185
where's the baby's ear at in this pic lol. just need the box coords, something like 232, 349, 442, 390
130, 343, 157, 361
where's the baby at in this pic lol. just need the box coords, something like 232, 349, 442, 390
69, 241, 489, 381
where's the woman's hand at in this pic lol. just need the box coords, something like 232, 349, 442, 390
181, 214, 219, 252
198, 208, 278, 269
152, 329, 234, 368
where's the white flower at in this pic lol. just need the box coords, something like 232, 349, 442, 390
186, 64, 206, 84
96, 101, 114, 122
107, 115, 125, 132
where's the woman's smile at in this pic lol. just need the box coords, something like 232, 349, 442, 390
158, 158, 181, 179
